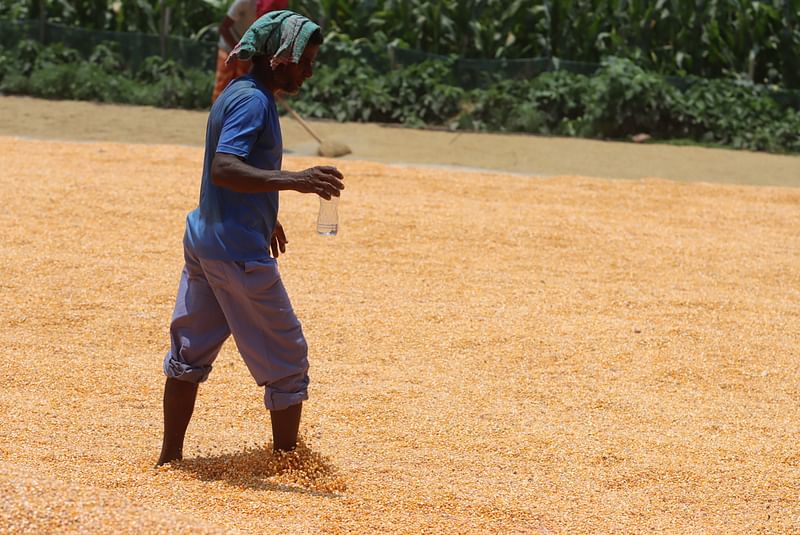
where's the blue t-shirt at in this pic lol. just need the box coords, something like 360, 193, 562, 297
184, 75, 282, 261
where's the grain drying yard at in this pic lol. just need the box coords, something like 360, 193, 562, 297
0, 120, 799, 532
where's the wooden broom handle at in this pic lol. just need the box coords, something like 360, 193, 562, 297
276, 95, 323, 144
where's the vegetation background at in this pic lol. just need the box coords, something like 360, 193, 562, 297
1, 0, 799, 153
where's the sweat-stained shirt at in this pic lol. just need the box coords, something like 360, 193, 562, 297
184, 75, 282, 261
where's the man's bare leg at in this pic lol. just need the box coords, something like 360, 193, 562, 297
270, 402, 302, 451
156, 378, 199, 466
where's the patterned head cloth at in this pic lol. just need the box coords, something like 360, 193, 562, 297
225, 10, 321, 70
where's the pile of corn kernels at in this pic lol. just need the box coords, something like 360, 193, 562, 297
1, 136, 799, 532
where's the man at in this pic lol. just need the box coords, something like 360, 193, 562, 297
212, 0, 289, 103
157, 10, 344, 466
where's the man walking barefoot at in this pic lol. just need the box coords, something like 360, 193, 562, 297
157, 11, 343, 466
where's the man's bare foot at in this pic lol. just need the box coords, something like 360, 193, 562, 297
156, 450, 182, 467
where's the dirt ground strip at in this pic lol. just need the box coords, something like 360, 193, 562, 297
1, 133, 799, 532
1, 95, 799, 187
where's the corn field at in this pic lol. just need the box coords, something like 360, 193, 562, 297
0, 0, 229, 41
293, 0, 800, 86
1, 0, 798, 87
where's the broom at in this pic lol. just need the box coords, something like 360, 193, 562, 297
277, 95, 352, 158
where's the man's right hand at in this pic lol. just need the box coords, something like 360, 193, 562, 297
290, 166, 345, 199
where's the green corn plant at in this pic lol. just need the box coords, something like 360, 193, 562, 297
4, 0, 798, 87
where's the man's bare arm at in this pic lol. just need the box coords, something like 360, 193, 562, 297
211, 152, 344, 198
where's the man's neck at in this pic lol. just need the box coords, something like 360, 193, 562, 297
251, 66, 279, 95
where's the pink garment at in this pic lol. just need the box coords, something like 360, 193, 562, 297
257, 0, 288, 16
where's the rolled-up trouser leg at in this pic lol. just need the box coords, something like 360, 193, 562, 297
198, 256, 309, 411
163, 247, 231, 383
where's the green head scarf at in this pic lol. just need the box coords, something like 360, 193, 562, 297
225, 10, 321, 69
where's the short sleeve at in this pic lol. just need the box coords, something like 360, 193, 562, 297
216, 93, 267, 160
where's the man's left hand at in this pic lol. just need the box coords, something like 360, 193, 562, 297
271, 221, 288, 258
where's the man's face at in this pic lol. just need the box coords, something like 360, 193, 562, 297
273, 43, 320, 95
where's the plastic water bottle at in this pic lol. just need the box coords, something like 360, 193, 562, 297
316, 196, 339, 236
